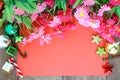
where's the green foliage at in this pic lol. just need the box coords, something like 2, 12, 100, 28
15, 0, 37, 13
21, 16, 32, 30
94, 0, 110, 5
72, 0, 83, 9
109, 6, 120, 19
54, 0, 67, 15
15, 15, 32, 30
1, 0, 35, 29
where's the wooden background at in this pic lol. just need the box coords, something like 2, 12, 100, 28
0, 28, 120, 80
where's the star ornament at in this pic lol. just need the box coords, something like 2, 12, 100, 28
102, 61, 113, 74
15, 36, 23, 43
96, 47, 106, 57
92, 35, 102, 44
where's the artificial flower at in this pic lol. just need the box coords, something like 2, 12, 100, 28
37, 2, 47, 13
88, 19, 100, 28
101, 33, 114, 42
44, 0, 54, 7
14, 8, 24, 16
109, 0, 120, 6
106, 19, 115, 25
53, 25, 66, 38
37, 13, 49, 26
109, 24, 120, 38
57, 8, 73, 22
66, 22, 78, 30
48, 16, 62, 27
31, 12, 38, 22
74, 7, 90, 20
78, 19, 90, 27
84, 0, 95, 6
68, 0, 76, 5
98, 5, 111, 17
31, 2, 47, 22
40, 34, 52, 46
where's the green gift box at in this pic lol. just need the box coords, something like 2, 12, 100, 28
6, 46, 17, 57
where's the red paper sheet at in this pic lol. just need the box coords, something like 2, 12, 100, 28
18, 24, 108, 76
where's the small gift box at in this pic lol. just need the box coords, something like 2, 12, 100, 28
6, 46, 17, 57
2, 62, 14, 73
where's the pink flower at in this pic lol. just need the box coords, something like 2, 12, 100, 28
31, 2, 47, 22
69, 0, 76, 5
53, 30, 65, 38
84, 0, 95, 6
78, 19, 90, 27
31, 12, 38, 22
109, 0, 120, 6
29, 26, 45, 39
98, 5, 111, 17
106, 19, 115, 25
40, 34, 52, 46
100, 33, 114, 42
74, 7, 90, 20
88, 19, 100, 28
109, 24, 120, 38
53, 25, 66, 38
48, 16, 62, 27
21, 38, 27, 46
37, 2, 47, 13
14, 8, 24, 16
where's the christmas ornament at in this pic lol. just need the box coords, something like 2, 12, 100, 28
6, 46, 17, 57
96, 47, 106, 57
5, 23, 18, 35
102, 61, 113, 74
92, 35, 102, 45
8, 57, 23, 78
106, 43, 120, 55
15, 36, 23, 43
0, 35, 11, 49
2, 61, 14, 73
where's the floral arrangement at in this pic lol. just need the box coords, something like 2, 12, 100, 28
0, 0, 120, 77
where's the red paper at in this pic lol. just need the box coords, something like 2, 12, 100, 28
18, 24, 108, 76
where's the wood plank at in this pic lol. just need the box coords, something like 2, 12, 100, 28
64, 76, 106, 80
19, 76, 62, 80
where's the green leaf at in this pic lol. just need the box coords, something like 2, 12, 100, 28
94, 0, 101, 5
102, 0, 110, 4
0, 12, 7, 26
94, 0, 110, 5
109, 6, 117, 13
5, 6, 13, 23
60, 0, 66, 15
72, 0, 83, 9
15, 0, 36, 13
14, 15, 22, 23
54, 0, 67, 14
39, 0, 43, 3
21, 16, 32, 30
116, 6, 120, 18
26, 0, 37, 11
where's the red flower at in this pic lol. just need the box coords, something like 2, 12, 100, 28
68, 0, 76, 5
53, 25, 66, 38
37, 13, 49, 26
57, 8, 73, 22
44, 0, 54, 7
